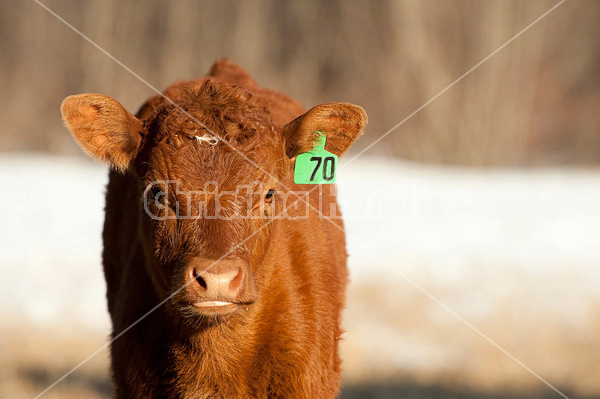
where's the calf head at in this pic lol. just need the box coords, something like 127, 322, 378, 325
61, 78, 366, 322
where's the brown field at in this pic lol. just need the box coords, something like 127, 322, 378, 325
3, 279, 600, 399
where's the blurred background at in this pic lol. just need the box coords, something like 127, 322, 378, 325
1, 0, 599, 398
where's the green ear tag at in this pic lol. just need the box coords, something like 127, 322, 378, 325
294, 131, 338, 184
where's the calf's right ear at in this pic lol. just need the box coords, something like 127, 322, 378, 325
61, 94, 144, 172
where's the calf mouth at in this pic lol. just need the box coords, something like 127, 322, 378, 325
178, 257, 258, 318
192, 300, 239, 316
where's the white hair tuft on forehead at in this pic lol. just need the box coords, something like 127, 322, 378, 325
194, 134, 219, 146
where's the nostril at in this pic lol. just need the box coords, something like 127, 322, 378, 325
229, 268, 243, 292
193, 269, 207, 290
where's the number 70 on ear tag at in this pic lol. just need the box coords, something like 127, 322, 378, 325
293, 131, 338, 184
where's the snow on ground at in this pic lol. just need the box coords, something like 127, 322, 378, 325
337, 156, 600, 311
0, 154, 109, 331
1, 153, 600, 390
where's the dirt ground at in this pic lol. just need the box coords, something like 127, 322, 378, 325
2, 281, 599, 399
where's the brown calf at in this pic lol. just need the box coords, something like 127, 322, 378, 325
61, 59, 366, 398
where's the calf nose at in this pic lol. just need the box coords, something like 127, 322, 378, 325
188, 258, 246, 300
193, 267, 242, 298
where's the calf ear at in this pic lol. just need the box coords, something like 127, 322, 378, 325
61, 94, 144, 172
282, 102, 367, 158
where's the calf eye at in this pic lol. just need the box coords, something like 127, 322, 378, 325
265, 189, 275, 202
151, 185, 167, 205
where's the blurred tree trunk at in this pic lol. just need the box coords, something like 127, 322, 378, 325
1, 0, 599, 165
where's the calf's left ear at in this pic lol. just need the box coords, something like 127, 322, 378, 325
282, 102, 367, 158
61, 94, 144, 172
